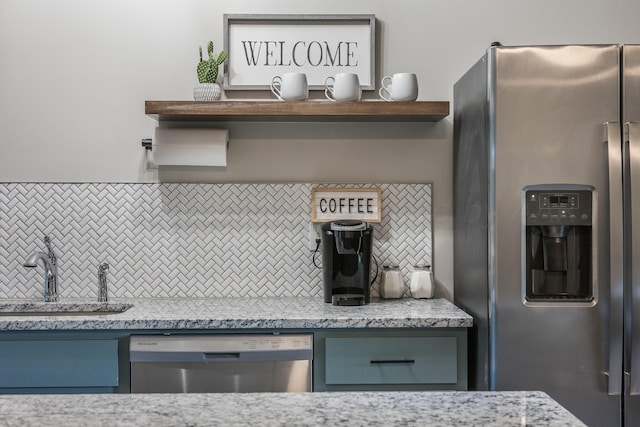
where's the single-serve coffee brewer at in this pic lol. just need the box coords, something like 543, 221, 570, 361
321, 220, 373, 306
523, 185, 594, 302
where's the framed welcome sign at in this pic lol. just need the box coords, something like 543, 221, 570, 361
223, 14, 376, 90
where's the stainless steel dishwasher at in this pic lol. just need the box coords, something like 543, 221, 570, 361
130, 334, 313, 393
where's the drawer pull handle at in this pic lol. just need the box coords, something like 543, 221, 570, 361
370, 359, 415, 365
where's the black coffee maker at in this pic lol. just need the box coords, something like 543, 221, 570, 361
321, 220, 373, 306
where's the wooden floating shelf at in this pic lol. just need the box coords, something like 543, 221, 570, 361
145, 100, 449, 122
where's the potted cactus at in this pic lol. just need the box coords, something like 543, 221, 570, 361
193, 41, 228, 101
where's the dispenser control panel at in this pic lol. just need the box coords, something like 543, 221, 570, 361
525, 188, 592, 226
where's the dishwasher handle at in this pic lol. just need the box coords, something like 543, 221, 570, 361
203, 352, 241, 361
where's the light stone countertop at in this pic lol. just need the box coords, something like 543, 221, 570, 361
0, 391, 585, 427
0, 297, 472, 331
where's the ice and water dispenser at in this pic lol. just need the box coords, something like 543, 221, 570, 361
523, 185, 594, 302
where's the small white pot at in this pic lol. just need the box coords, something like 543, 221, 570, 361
193, 83, 222, 101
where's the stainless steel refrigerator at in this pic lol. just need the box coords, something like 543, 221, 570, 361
453, 44, 640, 427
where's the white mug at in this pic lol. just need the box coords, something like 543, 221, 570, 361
271, 73, 308, 101
379, 73, 418, 102
325, 73, 361, 102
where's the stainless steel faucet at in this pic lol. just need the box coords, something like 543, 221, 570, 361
23, 235, 58, 302
98, 262, 109, 303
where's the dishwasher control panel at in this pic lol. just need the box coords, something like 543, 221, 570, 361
130, 334, 313, 353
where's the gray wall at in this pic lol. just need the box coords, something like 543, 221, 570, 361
1, 0, 639, 298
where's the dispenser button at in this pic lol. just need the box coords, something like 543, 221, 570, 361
540, 195, 549, 208
569, 195, 578, 208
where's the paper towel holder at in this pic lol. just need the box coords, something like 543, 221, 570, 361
141, 127, 229, 168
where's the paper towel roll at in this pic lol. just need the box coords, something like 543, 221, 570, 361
153, 128, 229, 167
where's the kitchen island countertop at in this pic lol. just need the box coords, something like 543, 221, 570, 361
0, 297, 472, 331
0, 390, 585, 426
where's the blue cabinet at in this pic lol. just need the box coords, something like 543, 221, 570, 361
0, 328, 467, 393
315, 329, 468, 391
0, 340, 119, 388
325, 336, 458, 385
0, 331, 130, 394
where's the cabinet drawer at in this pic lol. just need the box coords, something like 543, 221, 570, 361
0, 340, 119, 388
325, 336, 457, 385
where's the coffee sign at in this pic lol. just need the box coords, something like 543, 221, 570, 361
224, 15, 375, 90
311, 187, 382, 223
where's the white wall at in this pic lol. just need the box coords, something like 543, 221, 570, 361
1, 0, 639, 298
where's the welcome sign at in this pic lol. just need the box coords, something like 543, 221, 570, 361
224, 15, 375, 90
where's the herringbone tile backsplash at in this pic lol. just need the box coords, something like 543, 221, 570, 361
0, 183, 432, 299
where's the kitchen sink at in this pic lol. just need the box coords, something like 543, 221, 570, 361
0, 301, 133, 316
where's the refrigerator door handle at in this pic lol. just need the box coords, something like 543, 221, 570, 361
628, 122, 640, 395
606, 121, 624, 396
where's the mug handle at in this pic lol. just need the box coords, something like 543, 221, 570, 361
324, 76, 336, 102
270, 76, 283, 101
379, 75, 392, 101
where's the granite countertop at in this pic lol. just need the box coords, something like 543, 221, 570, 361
0, 297, 472, 331
0, 391, 585, 427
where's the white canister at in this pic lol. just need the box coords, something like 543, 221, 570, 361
380, 265, 404, 299
410, 264, 434, 299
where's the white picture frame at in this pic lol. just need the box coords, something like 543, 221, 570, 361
223, 14, 376, 91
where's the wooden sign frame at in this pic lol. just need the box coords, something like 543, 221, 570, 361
223, 14, 376, 90
311, 187, 382, 223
